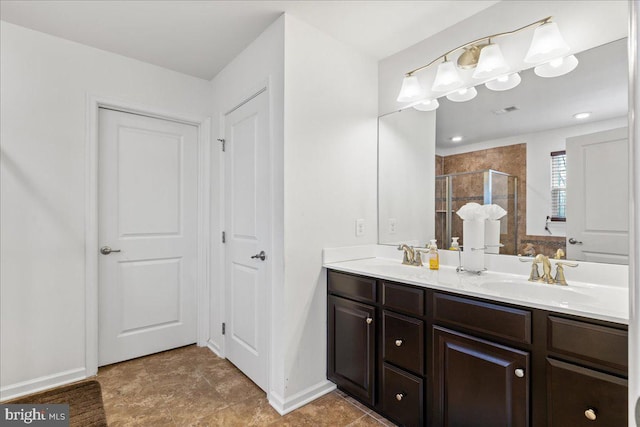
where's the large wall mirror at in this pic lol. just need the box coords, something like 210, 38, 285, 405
378, 4, 629, 265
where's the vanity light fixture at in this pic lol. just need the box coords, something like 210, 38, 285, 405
451, 136, 463, 142
432, 58, 463, 92
446, 87, 478, 102
573, 112, 591, 120
472, 42, 510, 80
413, 98, 440, 111
534, 54, 579, 78
398, 16, 578, 112
485, 72, 522, 91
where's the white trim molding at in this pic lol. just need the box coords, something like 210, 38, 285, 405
268, 380, 336, 416
0, 368, 87, 402
84, 94, 212, 376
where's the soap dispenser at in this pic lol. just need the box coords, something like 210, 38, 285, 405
428, 239, 440, 270
450, 237, 460, 251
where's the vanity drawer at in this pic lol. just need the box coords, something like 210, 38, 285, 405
383, 310, 424, 375
547, 316, 628, 372
381, 363, 424, 427
547, 358, 627, 426
382, 282, 425, 316
433, 293, 532, 344
328, 270, 376, 303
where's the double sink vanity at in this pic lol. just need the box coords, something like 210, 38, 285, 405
323, 247, 628, 426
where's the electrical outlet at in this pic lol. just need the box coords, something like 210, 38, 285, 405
388, 218, 397, 234
356, 219, 365, 237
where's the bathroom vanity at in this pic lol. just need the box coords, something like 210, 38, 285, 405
325, 258, 628, 427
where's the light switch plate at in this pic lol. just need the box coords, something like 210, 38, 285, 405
388, 218, 397, 234
356, 219, 365, 237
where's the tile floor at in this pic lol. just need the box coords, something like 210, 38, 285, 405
97, 345, 395, 426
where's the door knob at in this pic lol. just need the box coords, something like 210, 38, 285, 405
100, 246, 121, 255
395, 393, 404, 401
584, 408, 597, 421
251, 251, 266, 261
514, 368, 525, 378
365, 317, 373, 325
568, 238, 583, 245
395, 339, 403, 347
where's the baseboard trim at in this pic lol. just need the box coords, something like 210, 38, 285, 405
269, 380, 336, 415
206, 339, 223, 358
0, 368, 88, 402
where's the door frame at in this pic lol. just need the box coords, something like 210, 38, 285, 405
84, 94, 211, 375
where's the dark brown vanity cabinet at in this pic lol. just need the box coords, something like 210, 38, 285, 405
327, 295, 376, 405
326, 269, 628, 427
433, 327, 529, 427
546, 316, 628, 426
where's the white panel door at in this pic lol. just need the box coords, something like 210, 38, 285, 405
98, 108, 198, 366
566, 127, 628, 264
224, 90, 269, 391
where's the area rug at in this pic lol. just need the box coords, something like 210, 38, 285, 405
6, 380, 107, 426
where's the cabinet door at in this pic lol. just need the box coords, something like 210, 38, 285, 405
328, 295, 376, 405
547, 358, 627, 426
433, 326, 529, 427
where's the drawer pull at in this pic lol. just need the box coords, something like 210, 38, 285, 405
395, 393, 404, 401
584, 408, 597, 421
366, 317, 373, 325
514, 368, 525, 378
395, 339, 403, 347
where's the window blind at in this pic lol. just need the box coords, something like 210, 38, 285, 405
550, 150, 566, 220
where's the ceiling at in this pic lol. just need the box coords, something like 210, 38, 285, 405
0, 0, 498, 80
435, 37, 629, 150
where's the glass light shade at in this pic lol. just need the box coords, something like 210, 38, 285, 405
431, 60, 463, 92
524, 21, 570, 64
396, 75, 426, 103
446, 86, 478, 102
413, 99, 440, 112
472, 44, 509, 79
534, 55, 579, 78
485, 72, 522, 91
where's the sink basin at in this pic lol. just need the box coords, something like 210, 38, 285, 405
476, 279, 597, 306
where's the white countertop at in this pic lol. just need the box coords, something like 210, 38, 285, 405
323, 255, 629, 325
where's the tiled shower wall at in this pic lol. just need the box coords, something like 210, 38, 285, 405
436, 144, 565, 257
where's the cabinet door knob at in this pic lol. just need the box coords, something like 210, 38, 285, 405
584, 408, 597, 421
395, 393, 404, 401
514, 368, 525, 378
365, 317, 373, 325
395, 339, 403, 347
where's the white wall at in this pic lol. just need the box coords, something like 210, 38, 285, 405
379, 109, 436, 245
207, 15, 286, 400
282, 14, 378, 404
436, 117, 628, 237
0, 21, 212, 399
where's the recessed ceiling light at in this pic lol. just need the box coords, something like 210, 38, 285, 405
451, 136, 463, 142
573, 112, 591, 120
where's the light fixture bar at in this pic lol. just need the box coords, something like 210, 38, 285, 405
403, 16, 553, 78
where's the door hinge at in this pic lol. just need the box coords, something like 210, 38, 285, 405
222, 231, 226, 243
222, 322, 226, 335
217, 138, 226, 152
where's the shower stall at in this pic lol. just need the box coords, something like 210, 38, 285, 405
435, 169, 518, 255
